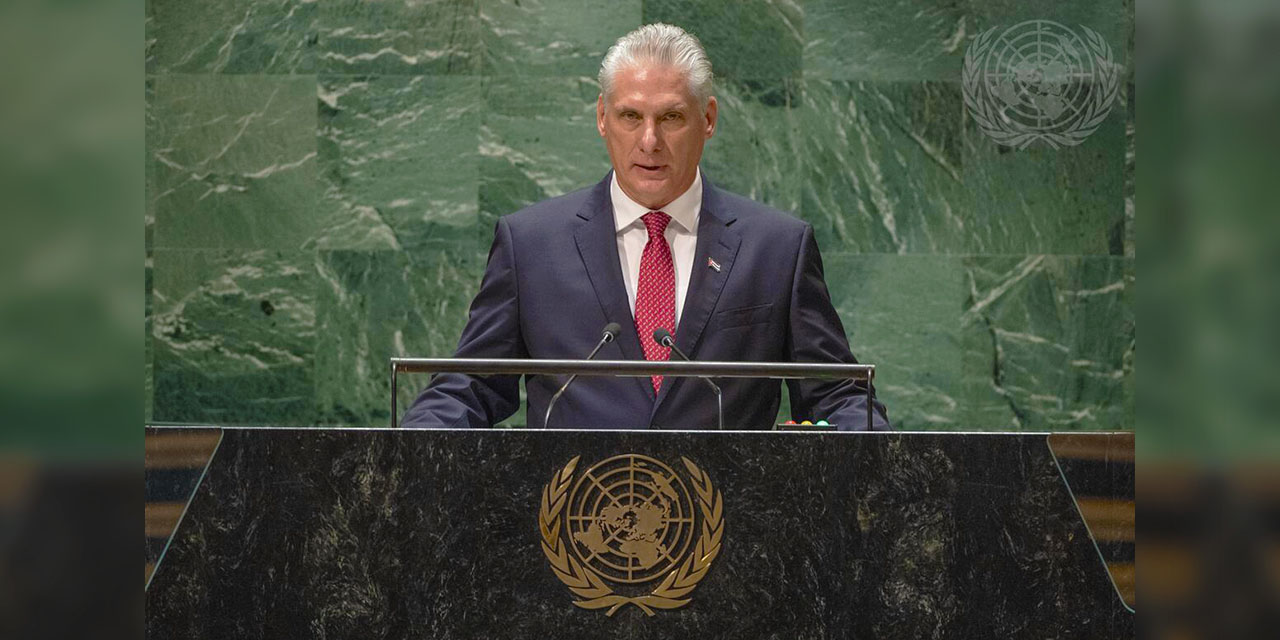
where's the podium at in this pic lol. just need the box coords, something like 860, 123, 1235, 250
145, 428, 1132, 638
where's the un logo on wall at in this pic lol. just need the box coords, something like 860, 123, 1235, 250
538, 454, 725, 616
963, 20, 1120, 149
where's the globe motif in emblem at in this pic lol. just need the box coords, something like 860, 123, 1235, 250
983, 20, 1097, 128
566, 454, 696, 584
963, 19, 1119, 148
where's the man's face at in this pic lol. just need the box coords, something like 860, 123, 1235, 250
597, 64, 718, 210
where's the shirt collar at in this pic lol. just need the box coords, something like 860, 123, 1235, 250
610, 167, 702, 234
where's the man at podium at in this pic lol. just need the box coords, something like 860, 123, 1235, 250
403, 24, 890, 431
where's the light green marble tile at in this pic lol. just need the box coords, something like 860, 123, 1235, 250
480, 0, 640, 76
315, 75, 482, 251
152, 249, 317, 424
703, 79, 804, 214
152, 75, 320, 249
478, 76, 611, 229
824, 254, 964, 429
961, 110, 1124, 255
314, 247, 487, 426
800, 80, 968, 254
960, 256, 1134, 430
319, 0, 481, 75
803, 0, 967, 81
643, 0, 803, 80
148, 0, 317, 73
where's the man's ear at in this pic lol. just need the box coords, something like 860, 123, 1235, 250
704, 96, 718, 139
596, 93, 607, 138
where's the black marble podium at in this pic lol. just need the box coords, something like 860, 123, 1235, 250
145, 428, 1132, 639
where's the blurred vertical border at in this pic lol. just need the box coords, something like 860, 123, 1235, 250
1140, 0, 1280, 637
0, 0, 140, 638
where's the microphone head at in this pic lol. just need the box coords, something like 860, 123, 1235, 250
602, 322, 622, 341
652, 327, 674, 347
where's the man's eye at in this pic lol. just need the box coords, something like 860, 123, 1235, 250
621, 112, 639, 120
663, 113, 682, 121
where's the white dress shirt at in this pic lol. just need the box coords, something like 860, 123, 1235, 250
611, 168, 702, 330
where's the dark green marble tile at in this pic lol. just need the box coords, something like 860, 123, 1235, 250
1123, 0, 1135, 259
146, 77, 156, 422
824, 254, 964, 429
960, 256, 1134, 430
803, 0, 967, 81
480, 0, 640, 76
315, 75, 482, 251
319, 0, 480, 75
959, 0, 1128, 254
314, 247, 488, 426
152, 249, 318, 424
148, 0, 317, 73
702, 78, 804, 214
152, 75, 320, 250
961, 108, 1124, 255
800, 80, 968, 254
478, 76, 611, 230
643, 0, 803, 80
145, 77, 157, 250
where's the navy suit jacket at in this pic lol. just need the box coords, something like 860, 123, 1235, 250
401, 172, 890, 430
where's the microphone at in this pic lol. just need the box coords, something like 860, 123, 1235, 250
652, 328, 723, 430
544, 322, 622, 428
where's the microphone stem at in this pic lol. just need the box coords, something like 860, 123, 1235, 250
663, 337, 724, 431
544, 334, 613, 428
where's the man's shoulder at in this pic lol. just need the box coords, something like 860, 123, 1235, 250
502, 182, 602, 232
708, 184, 810, 238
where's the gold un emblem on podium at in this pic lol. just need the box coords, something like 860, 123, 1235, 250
538, 454, 725, 616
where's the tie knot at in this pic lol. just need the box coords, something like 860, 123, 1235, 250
642, 211, 671, 239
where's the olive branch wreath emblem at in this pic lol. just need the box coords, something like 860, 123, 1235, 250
962, 22, 1120, 150
538, 455, 725, 616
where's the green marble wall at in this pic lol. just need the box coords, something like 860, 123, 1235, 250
145, 0, 1135, 430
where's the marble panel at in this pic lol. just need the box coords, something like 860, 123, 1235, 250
152, 75, 320, 250
152, 250, 317, 424
960, 111, 1124, 255
702, 78, 805, 215
314, 247, 489, 426
146, 77, 156, 421
480, 0, 641, 76
318, 0, 481, 75
145, 253, 154, 424
967, 0, 1129, 72
478, 76, 611, 231
643, 0, 803, 80
315, 75, 482, 251
824, 254, 964, 429
148, 0, 317, 74
961, 256, 1135, 430
147, 430, 1133, 637
803, 0, 968, 81
800, 80, 968, 254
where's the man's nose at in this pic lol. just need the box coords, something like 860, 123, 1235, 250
639, 118, 661, 153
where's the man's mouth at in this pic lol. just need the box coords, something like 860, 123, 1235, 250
634, 163, 666, 174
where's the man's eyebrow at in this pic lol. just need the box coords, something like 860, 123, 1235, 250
612, 102, 690, 112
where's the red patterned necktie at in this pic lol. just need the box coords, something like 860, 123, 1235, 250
634, 211, 675, 394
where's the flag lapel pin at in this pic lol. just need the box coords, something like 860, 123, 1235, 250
707, 257, 721, 272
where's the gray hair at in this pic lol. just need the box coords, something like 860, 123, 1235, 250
598, 23, 714, 107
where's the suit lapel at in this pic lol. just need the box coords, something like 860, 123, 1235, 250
651, 178, 742, 420
573, 173, 653, 399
